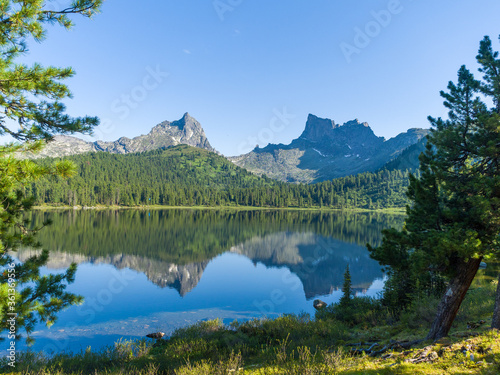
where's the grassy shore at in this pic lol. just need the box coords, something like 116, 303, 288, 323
32, 204, 407, 214
2, 269, 498, 374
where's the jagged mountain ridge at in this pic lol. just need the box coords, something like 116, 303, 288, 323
231, 114, 429, 184
31, 112, 216, 158
32, 111, 428, 184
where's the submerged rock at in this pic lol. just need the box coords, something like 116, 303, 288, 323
313, 299, 327, 310
146, 332, 165, 340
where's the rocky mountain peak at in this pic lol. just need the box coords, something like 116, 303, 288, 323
27, 113, 216, 158
173, 112, 201, 131
344, 119, 369, 127
298, 115, 380, 148
300, 115, 375, 143
150, 112, 204, 135
338, 119, 381, 144
232, 113, 428, 184
300, 114, 338, 141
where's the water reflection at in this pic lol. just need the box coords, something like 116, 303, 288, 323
22, 210, 403, 299
230, 232, 382, 298
15, 209, 403, 352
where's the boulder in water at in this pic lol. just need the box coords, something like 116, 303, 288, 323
313, 299, 327, 310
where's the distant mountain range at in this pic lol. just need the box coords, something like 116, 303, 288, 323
32, 112, 428, 183
30, 112, 215, 158
230, 114, 429, 183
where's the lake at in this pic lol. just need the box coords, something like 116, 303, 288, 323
15, 209, 404, 354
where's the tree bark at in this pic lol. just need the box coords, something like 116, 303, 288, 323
492, 271, 500, 329
426, 257, 483, 341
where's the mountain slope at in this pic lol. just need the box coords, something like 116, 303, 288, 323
30, 112, 215, 158
231, 114, 429, 183
381, 137, 428, 172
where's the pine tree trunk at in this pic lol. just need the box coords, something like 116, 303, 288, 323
426, 257, 483, 341
492, 271, 500, 329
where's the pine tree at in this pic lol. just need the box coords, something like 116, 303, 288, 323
340, 265, 352, 306
477, 35, 500, 330
0, 0, 102, 341
369, 35, 500, 340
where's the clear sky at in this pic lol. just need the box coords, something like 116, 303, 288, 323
16, 0, 500, 155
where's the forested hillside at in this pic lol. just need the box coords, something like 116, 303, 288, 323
28, 145, 416, 209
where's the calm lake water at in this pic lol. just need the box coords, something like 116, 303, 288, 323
15, 209, 404, 354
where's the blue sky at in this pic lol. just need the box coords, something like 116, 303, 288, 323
16, 0, 500, 155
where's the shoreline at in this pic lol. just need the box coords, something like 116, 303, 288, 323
32, 204, 406, 214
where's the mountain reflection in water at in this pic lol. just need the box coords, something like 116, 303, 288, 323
15, 209, 403, 353
22, 209, 403, 298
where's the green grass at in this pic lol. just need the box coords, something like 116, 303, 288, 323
32, 204, 406, 215
2, 273, 499, 374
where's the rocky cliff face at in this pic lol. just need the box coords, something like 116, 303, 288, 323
30, 113, 216, 158
298, 115, 384, 154
231, 114, 429, 183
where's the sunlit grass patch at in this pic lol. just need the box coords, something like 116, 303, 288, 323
2, 273, 499, 375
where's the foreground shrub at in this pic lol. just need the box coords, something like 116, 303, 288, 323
315, 296, 388, 327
